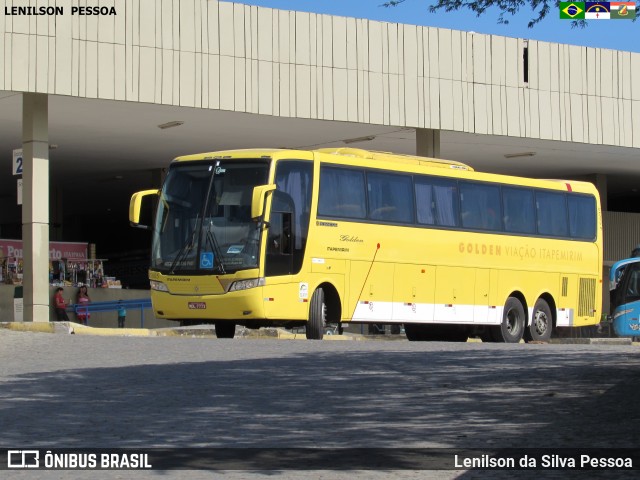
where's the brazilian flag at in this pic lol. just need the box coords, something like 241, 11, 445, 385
560, 1, 586, 18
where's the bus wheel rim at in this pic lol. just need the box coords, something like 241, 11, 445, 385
533, 311, 548, 336
507, 310, 520, 335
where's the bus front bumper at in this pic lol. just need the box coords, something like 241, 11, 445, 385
151, 288, 266, 321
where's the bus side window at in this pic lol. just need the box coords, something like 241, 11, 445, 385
624, 267, 640, 303
318, 167, 366, 219
503, 187, 535, 234
415, 177, 459, 227
459, 182, 501, 231
367, 172, 413, 223
536, 191, 569, 237
414, 181, 435, 225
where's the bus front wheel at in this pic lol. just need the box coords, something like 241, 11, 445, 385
524, 299, 552, 343
215, 322, 236, 339
306, 288, 326, 340
494, 297, 525, 343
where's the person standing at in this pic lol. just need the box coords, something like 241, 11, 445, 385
53, 287, 70, 322
76, 285, 91, 325
117, 301, 127, 328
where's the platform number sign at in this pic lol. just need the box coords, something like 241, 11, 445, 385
13, 148, 23, 176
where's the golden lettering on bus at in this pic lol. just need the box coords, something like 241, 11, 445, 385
538, 248, 582, 262
459, 243, 502, 256
504, 246, 537, 260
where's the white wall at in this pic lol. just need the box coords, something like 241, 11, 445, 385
1, 0, 639, 147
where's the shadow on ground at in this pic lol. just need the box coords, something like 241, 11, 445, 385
1, 341, 639, 477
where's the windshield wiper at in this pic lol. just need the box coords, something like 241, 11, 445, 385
169, 214, 200, 274
204, 222, 226, 274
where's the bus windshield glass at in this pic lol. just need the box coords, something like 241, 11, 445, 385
151, 160, 270, 274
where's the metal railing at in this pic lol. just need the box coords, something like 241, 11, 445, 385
67, 298, 152, 328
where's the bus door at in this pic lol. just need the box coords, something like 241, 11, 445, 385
610, 259, 640, 337
262, 161, 313, 320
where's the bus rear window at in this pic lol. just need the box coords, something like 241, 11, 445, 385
568, 195, 596, 239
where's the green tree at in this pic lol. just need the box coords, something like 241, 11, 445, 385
382, 0, 637, 28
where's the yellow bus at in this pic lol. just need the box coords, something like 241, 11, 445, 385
130, 148, 602, 341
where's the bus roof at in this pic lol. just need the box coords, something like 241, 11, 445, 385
170, 148, 597, 196
315, 148, 474, 171
172, 148, 314, 162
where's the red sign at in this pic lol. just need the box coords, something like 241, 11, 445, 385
0, 239, 88, 261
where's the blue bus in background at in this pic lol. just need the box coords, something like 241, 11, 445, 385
609, 257, 640, 337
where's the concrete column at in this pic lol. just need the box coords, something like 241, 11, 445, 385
573, 174, 608, 212
416, 128, 441, 158
593, 174, 608, 212
22, 93, 50, 322
151, 167, 167, 188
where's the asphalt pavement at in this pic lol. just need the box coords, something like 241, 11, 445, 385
1, 325, 639, 480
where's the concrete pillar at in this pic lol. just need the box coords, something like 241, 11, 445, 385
593, 174, 608, 212
22, 93, 50, 322
416, 128, 441, 158
151, 167, 167, 188
573, 174, 608, 212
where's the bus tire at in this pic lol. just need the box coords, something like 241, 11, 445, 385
306, 288, 325, 340
404, 324, 425, 341
525, 299, 552, 343
494, 297, 525, 343
215, 322, 236, 339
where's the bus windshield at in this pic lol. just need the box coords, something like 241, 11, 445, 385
151, 160, 270, 274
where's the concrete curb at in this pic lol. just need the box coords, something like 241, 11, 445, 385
2, 322, 637, 344
0, 321, 56, 333
0, 322, 354, 340
549, 337, 633, 345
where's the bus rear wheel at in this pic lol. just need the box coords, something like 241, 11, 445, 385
525, 299, 552, 343
306, 288, 325, 340
215, 322, 236, 339
493, 297, 525, 343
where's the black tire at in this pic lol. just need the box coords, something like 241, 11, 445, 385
215, 322, 236, 339
524, 298, 553, 343
404, 324, 426, 341
306, 288, 325, 340
494, 297, 525, 343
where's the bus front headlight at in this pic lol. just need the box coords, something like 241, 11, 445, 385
150, 280, 169, 292
229, 278, 265, 292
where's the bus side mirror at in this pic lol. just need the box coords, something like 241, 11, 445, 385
251, 185, 276, 220
129, 189, 159, 229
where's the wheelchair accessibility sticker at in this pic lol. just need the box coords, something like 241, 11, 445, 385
200, 252, 214, 269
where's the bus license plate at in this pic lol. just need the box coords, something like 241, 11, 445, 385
188, 302, 207, 309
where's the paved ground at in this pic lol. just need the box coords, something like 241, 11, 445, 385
1, 326, 639, 479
